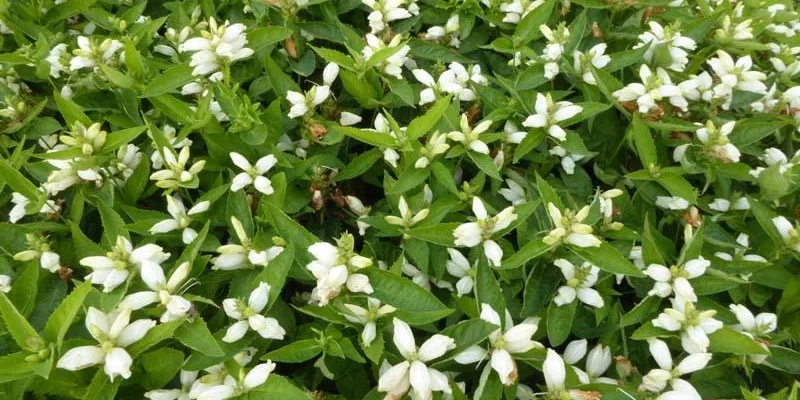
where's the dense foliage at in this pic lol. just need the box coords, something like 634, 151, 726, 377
0, 0, 800, 399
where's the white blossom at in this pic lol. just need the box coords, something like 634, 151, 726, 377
178, 18, 253, 76
643, 257, 709, 302
57, 307, 156, 381
378, 319, 455, 400
342, 298, 396, 346
229, 152, 277, 195
149, 196, 210, 244
552, 259, 604, 308
639, 338, 710, 399
212, 216, 284, 270
81, 236, 170, 292
306, 233, 373, 305
772, 216, 800, 253
222, 282, 285, 342
634, 21, 696, 72
652, 299, 723, 354
543, 202, 601, 248
120, 262, 193, 322
447, 114, 493, 154
522, 93, 582, 141
453, 196, 517, 266
613, 65, 687, 114
573, 43, 611, 85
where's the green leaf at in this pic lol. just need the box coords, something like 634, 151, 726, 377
630, 113, 657, 169
42, 281, 92, 347
439, 319, 498, 356
54, 92, 91, 126
148, 94, 195, 126
98, 205, 129, 245
311, 46, 358, 71
501, 239, 554, 269
339, 70, 379, 109
256, 244, 295, 310
101, 126, 147, 152
405, 223, 459, 247
747, 197, 784, 247
99, 64, 137, 90
83, 370, 120, 400
406, 95, 452, 140
141, 63, 194, 97
546, 300, 575, 346
0, 293, 42, 351
361, 268, 453, 325
656, 171, 696, 203
331, 126, 395, 147
513, 0, 556, 46
765, 346, 800, 374
249, 374, 314, 400
335, 149, 382, 182
43, 0, 96, 24
408, 39, 472, 64
140, 348, 183, 389
248, 26, 293, 52
630, 321, 671, 340
386, 169, 429, 195
126, 319, 184, 357
467, 152, 501, 181
568, 242, 644, 277
730, 116, 790, 147
620, 296, 661, 327
708, 327, 769, 355
263, 339, 323, 363
174, 318, 225, 357
475, 258, 505, 317
729, 90, 765, 109
0, 157, 41, 202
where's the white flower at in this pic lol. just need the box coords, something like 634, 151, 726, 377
229, 152, 277, 195
213, 216, 284, 270
149, 196, 210, 244
643, 257, 709, 302
363, 0, 413, 34
286, 85, 330, 118
523, 93, 582, 142
447, 114, 493, 154
57, 307, 155, 381
716, 16, 753, 41
81, 236, 170, 292
696, 120, 740, 163
445, 248, 475, 296
425, 14, 461, 47
655, 196, 689, 210
542, 349, 568, 396
46, 43, 69, 78
69, 36, 124, 71
503, 121, 527, 144
454, 304, 541, 385
652, 299, 723, 354
192, 361, 277, 400
539, 24, 569, 80
339, 111, 363, 126
549, 146, 584, 175
543, 202, 601, 248
385, 196, 429, 228
634, 21, 696, 72
707, 50, 767, 109
639, 338, 710, 399
714, 234, 767, 264
378, 319, 455, 400
150, 125, 192, 169
342, 298, 396, 346
145, 370, 197, 400
552, 259, 604, 308
306, 233, 373, 306
13, 234, 61, 273
416, 131, 449, 168
0, 275, 11, 293
120, 262, 193, 323
708, 197, 749, 212
362, 34, 410, 79
277, 134, 310, 158
560, 341, 615, 385
439, 62, 486, 102
729, 304, 776, 364
679, 72, 714, 103
8, 189, 59, 224
773, 216, 800, 253
499, 179, 526, 205
573, 43, 611, 85
222, 282, 285, 342
178, 18, 253, 76
613, 65, 686, 114
149, 147, 206, 190
453, 197, 517, 266
345, 196, 371, 236
498, 0, 544, 24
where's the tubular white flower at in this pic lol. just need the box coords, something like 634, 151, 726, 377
453, 196, 517, 266
553, 259, 604, 308
221, 282, 285, 342
543, 203, 601, 248
522, 93, 582, 142
447, 114, 493, 155
306, 233, 373, 305
178, 18, 253, 76
57, 307, 155, 381
378, 319, 455, 400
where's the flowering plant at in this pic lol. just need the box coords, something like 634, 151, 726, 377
0, 0, 799, 399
